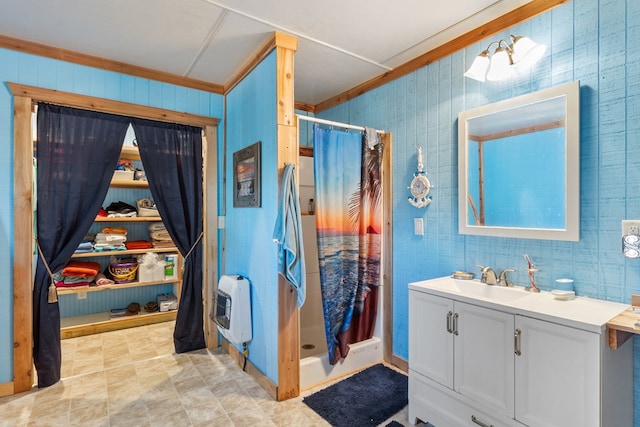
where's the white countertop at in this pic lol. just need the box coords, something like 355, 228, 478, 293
409, 276, 630, 334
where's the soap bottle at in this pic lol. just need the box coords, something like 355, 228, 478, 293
308, 198, 315, 215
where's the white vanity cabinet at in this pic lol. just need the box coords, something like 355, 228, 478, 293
408, 277, 632, 427
514, 316, 599, 427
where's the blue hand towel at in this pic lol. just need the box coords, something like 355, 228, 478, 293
273, 163, 306, 307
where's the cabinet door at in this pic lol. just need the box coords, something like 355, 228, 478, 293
454, 301, 515, 417
515, 316, 599, 427
409, 291, 454, 389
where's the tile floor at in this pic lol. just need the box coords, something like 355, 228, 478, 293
0, 321, 414, 426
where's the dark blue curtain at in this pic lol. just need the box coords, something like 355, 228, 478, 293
131, 118, 205, 353
35, 104, 129, 387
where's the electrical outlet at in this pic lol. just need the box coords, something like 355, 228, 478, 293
622, 220, 640, 235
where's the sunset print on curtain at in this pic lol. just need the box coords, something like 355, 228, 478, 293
313, 125, 383, 365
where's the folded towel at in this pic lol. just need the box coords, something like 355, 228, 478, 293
101, 227, 128, 235
95, 272, 115, 286
273, 163, 306, 307
125, 240, 153, 250
61, 261, 101, 278
150, 230, 172, 241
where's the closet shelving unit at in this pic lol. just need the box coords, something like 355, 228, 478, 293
60, 145, 182, 339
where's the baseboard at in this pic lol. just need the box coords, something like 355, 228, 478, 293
0, 381, 14, 397
390, 354, 408, 374
220, 337, 278, 400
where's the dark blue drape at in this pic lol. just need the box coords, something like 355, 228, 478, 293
35, 104, 129, 387
131, 118, 205, 353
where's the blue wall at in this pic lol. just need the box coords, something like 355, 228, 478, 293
0, 48, 223, 384
319, 0, 640, 420
225, 51, 280, 383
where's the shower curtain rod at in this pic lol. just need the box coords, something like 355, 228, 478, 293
297, 115, 384, 134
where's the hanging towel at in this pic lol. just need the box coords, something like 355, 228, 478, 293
273, 163, 306, 307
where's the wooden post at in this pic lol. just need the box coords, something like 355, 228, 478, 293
274, 32, 300, 401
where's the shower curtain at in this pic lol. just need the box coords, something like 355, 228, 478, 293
314, 125, 383, 365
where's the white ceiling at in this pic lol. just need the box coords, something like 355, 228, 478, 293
0, 0, 534, 106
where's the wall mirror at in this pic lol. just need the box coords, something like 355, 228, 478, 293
458, 80, 580, 241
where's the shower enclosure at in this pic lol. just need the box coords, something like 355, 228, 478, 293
298, 154, 383, 390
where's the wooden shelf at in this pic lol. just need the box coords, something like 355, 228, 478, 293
120, 145, 140, 160
109, 179, 148, 188
57, 278, 177, 295
60, 310, 176, 339
607, 308, 639, 349
71, 247, 177, 258
94, 216, 162, 222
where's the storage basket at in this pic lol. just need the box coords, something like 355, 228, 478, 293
137, 198, 159, 217
108, 259, 139, 283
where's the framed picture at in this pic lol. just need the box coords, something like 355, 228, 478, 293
233, 141, 261, 208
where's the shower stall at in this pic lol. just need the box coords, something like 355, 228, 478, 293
297, 154, 383, 390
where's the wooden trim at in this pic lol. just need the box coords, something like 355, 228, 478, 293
314, 0, 568, 112
224, 32, 298, 97
0, 34, 224, 94
0, 382, 14, 397
381, 133, 394, 364
13, 95, 34, 394
203, 124, 219, 349
275, 37, 300, 401
390, 354, 408, 374
221, 337, 277, 399
294, 101, 315, 114
469, 120, 565, 143
7, 83, 218, 128
60, 311, 177, 339
299, 146, 313, 157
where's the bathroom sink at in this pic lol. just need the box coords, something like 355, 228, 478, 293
452, 279, 532, 302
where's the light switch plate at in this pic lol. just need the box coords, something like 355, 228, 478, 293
414, 218, 424, 235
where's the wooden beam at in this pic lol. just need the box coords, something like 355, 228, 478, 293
12, 95, 34, 393
314, 0, 569, 112
7, 83, 218, 128
0, 34, 224, 95
275, 35, 300, 401
203, 124, 219, 349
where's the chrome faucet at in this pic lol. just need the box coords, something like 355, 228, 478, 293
476, 265, 498, 285
498, 269, 516, 287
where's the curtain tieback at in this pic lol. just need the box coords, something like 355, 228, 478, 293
35, 238, 58, 304
181, 232, 203, 275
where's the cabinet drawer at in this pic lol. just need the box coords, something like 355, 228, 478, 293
409, 370, 520, 427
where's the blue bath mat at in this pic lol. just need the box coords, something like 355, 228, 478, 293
303, 363, 408, 426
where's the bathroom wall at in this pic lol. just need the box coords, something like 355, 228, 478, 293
318, 0, 640, 419
0, 48, 224, 384
224, 51, 280, 383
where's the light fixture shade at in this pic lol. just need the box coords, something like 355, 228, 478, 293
512, 35, 546, 68
464, 50, 490, 82
486, 46, 512, 81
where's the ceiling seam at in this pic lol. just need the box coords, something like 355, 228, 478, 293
184, 9, 230, 76
200, 0, 392, 71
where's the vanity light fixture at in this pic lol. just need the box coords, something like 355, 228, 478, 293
464, 35, 546, 82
